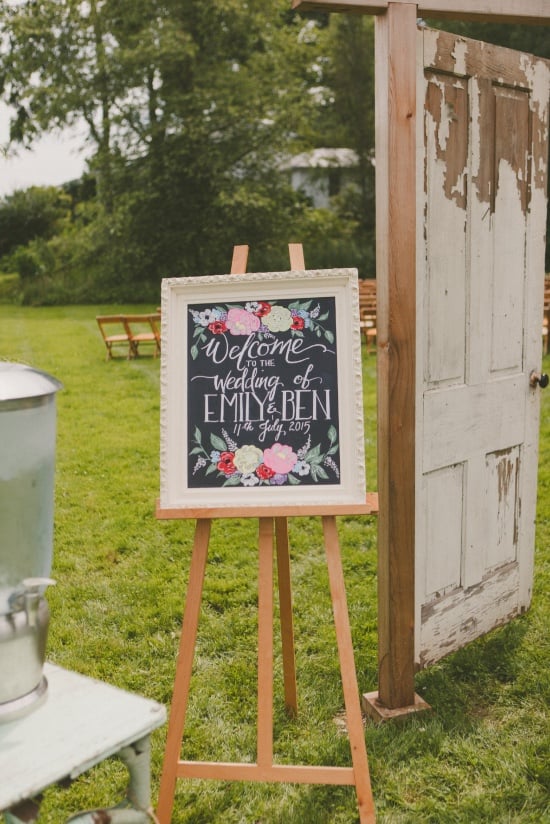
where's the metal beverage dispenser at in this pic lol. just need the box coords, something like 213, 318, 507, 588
0, 362, 61, 720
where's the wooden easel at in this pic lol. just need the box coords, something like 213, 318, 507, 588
155, 245, 378, 823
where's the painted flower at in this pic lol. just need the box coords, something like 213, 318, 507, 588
241, 473, 260, 486
291, 314, 305, 331
255, 301, 272, 317
192, 308, 221, 327
297, 309, 311, 328
263, 443, 297, 474
217, 451, 236, 474
226, 307, 261, 336
209, 320, 227, 334
193, 456, 207, 475
233, 444, 263, 474
210, 450, 221, 463
270, 473, 287, 485
256, 463, 275, 480
263, 305, 292, 333
294, 460, 310, 477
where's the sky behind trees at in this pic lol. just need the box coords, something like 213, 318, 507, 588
0, 106, 88, 194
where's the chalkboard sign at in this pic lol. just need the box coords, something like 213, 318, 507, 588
159, 269, 365, 511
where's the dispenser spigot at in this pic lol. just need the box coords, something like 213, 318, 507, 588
22, 578, 56, 628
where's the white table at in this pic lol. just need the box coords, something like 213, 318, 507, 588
0, 663, 166, 823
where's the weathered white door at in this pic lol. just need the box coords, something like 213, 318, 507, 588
416, 28, 550, 667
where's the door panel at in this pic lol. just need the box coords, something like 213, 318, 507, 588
416, 29, 550, 668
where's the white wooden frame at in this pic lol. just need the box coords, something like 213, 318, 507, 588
159, 268, 366, 513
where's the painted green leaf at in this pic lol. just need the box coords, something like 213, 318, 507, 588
210, 433, 228, 451
311, 463, 329, 481
224, 474, 242, 485
305, 444, 322, 463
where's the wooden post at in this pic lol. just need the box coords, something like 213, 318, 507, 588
291, 0, 421, 718
371, 2, 418, 712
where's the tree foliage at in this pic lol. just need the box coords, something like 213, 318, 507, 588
0, 187, 71, 258
1, 4, 547, 304
2, 1, 359, 301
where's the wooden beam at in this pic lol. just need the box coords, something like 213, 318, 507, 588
374, 2, 417, 710
292, 0, 550, 25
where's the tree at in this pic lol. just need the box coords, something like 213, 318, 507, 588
323, 15, 376, 275
0, 186, 71, 258
0, 0, 124, 210
1, 1, 341, 298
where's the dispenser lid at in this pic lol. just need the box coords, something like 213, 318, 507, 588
0, 362, 62, 408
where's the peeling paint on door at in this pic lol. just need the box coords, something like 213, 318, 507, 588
416, 28, 549, 667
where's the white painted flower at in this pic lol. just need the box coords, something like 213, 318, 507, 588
294, 460, 310, 477
263, 305, 292, 332
234, 444, 263, 474
193, 307, 221, 326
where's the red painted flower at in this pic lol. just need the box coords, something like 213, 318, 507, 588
255, 301, 272, 317
209, 320, 227, 334
217, 451, 236, 474
256, 463, 275, 480
291, 315, 305, 330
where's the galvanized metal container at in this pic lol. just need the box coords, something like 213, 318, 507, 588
0, 362, 61, 719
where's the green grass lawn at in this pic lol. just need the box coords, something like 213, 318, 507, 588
1, 305, 549, 823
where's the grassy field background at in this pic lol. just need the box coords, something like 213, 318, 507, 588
1, 305, 549, 823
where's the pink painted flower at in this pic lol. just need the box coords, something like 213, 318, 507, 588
226, 307, 261, 336
263, 443, 297, 474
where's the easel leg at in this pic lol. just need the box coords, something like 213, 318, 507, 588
322, 516, 375, 824
156, 519, 212, 824
275, 517, 298, 716
257, 518, 274, 772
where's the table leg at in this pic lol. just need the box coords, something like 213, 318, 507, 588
4, 799, 40, 824
64, 736, 155, 823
